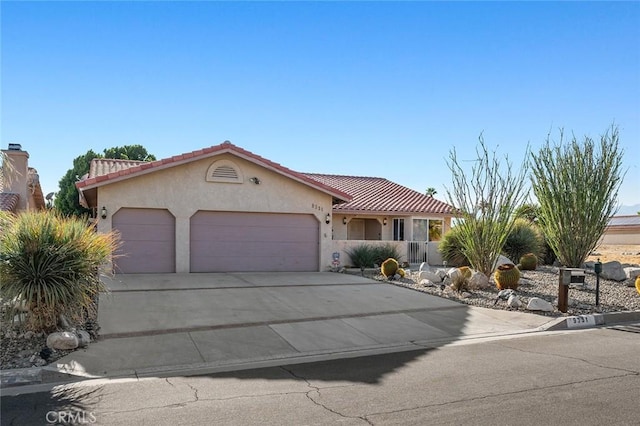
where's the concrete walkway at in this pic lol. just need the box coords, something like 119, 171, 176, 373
36, 272, 558, 382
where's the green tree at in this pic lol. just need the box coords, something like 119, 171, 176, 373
55, 145, 155, 217
530, 125, 624, 267
103, 145, 156, 161
55, 150, 101, 217
445, 136, 529, 277
425, 187, 437, 197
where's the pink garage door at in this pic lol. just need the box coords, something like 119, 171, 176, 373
190, 211, 319, 272
112, 208, 176, 273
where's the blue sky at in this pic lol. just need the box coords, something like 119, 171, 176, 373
2, 1, 639, 207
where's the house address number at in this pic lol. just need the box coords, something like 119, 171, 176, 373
311, 203, 324, 212
566, 315, 596, 329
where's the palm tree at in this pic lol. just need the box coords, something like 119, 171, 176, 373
425, 187, 437, 197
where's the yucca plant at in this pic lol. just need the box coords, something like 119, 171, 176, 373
0, 211, 120, 332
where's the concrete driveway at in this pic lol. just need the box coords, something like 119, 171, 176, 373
51, 272, 553, 380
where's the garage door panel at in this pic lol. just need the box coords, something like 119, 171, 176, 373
191, 241, 316, 257
113, 208, 175, 273
190, 211, 318, 272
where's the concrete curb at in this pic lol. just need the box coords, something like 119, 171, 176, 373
543, 310, 640, 331
3, 310, 639, 394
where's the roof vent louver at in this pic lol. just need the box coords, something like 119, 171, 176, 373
206, 159, 243, 184
8, 143, 22, 151
211, 165, 238, 180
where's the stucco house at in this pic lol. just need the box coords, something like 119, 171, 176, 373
76, 142, 454, 273
600, 215, 640, 245
1, 144, 45, 213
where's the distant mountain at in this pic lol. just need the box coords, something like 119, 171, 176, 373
616, 204, 640, 216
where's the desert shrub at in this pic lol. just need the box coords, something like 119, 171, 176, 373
372, 244, 402, 266
531, 126, 623, 267
438, 226, 471, 267
502, 218, 545, 264
345, 244, 378, 269
0, 211, 120, 332
345, 243, 402, 270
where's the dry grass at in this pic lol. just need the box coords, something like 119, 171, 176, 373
586, 244, 640, 265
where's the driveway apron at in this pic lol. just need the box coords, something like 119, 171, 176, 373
50, 272, 552, 379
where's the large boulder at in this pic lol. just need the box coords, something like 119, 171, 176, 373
46, 331, 79, 350
468, 271, 490, 290
418, 270, 442, 283
526, 297, 554, 312
599, 261, 627, 282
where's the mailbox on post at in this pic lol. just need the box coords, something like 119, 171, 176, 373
558, 268, 585, 313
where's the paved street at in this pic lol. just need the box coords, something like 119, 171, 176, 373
2, 326, 639, 425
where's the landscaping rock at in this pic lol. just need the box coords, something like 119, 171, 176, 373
493, 255, 513, 270
468, 271, 489, 290
46, 331, 79, 350
419, 262, 430, 272
76, 330, 91, 348
420, 279, 435, 287
418, 270, 442, 283
599, 261, 627, 282
507, 295, 522, 308
527, 297, 554, 312
623, 267, 640, 280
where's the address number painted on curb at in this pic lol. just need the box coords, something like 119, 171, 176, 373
567, 315, 596, 329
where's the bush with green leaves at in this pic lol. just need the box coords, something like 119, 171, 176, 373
345, 243, 402, 270
372, 244, 402, 266
502, 218, 545, 264
438, 226, 472, 267
0, 211, 120, 332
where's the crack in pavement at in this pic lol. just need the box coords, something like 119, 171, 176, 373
280, 366, 373, 425
361, 374, 639, 420
491, 341, 640, 375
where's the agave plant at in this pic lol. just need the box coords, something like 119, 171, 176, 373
0, 211, 120, 331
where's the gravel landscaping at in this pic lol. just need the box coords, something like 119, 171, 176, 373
365, 264, 640, 317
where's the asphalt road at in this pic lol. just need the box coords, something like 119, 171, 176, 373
2, 326, 639, 425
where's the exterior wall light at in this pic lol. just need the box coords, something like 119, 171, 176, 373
343, 217, 347, 225
101, 206, 107, 219
383, 217, 388, 226
249, 177, 261, 185
325, 213, 331, 224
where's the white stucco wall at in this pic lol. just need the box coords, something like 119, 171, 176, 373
95, 154, 335, 272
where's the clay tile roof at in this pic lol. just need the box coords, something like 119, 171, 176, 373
88, 159, 147, 179
0, 193, 19, 212
303, 173, 454, 215
76, 142, 352, 202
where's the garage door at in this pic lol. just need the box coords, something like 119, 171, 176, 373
112, 208, 176, 273
190, 211, 319, 272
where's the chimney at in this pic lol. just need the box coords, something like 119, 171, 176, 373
2, 144, 30, 210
